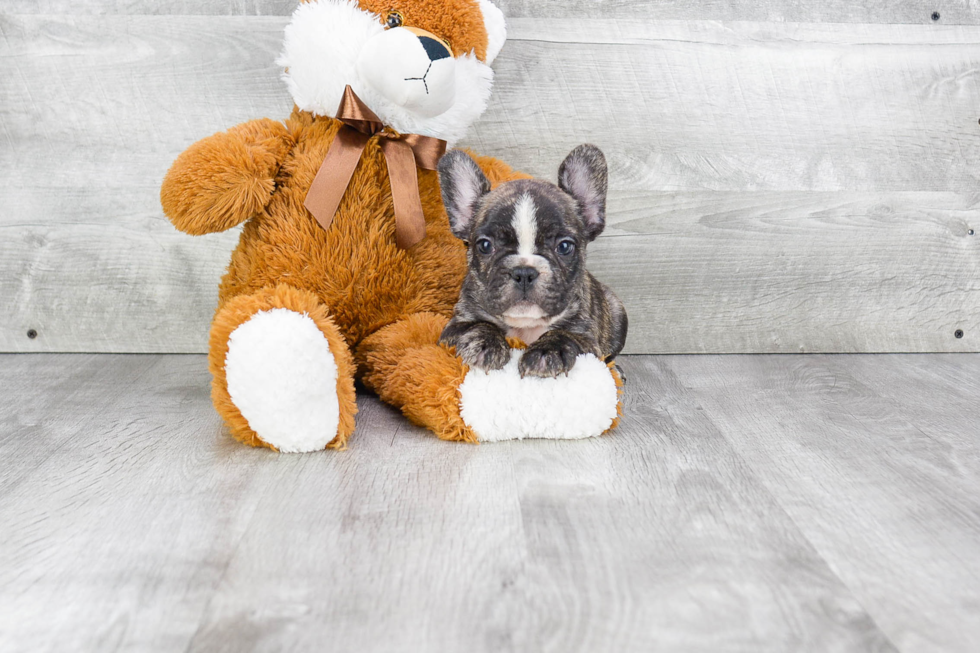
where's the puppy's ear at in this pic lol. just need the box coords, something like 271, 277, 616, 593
438, 149, 491, 241
558, 144, 608, 241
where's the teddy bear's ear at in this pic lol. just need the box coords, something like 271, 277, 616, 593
438, 149, 491, 241
559, 144, 608, 241
477, 0, 506, 65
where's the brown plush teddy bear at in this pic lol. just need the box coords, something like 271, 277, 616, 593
161, 0, 621, 452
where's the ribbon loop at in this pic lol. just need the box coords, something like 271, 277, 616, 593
303, 85, 447, 249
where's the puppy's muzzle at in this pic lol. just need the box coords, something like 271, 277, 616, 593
511, 266, 539, 293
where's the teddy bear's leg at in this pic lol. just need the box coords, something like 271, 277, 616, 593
209, 285, 357, 452
356, 313, 478, 443
357, 313, 625, 443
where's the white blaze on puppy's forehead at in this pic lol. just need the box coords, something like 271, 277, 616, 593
512, 193, 538, 257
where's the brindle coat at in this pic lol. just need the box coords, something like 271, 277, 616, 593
438, 145, 628, 378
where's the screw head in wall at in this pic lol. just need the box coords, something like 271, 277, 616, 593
27, 329, 38, 339
955, 329, 964, 339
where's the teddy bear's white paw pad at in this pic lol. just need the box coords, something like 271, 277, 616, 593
458, 350, 619, 442
225, 308, 340, 453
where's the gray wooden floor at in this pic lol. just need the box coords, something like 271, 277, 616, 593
1, 353, 978, 652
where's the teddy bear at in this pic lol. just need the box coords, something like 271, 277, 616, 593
160, 0, 622, 452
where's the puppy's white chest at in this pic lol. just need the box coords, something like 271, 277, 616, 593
503, 317, 550, 345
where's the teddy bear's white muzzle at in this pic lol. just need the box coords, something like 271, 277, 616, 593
356, 27, 456, 118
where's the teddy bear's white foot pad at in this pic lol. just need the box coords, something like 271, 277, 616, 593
458, 350, 619, 442
225, 308, 340, 453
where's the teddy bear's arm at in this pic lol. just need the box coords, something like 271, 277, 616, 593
161, 119, 295, 235
463, 150, 532, 187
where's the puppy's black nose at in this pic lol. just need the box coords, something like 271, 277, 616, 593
419, 36, 451, 61
511, 267, 539, 292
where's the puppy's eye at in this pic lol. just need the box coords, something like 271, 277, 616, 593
385, 11, 403, 29
475, 238, 493, 255
556, 239, 576, 256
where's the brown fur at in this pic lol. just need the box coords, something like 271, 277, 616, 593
360, 0, 490, 61
606, 362, 625, 434
162, 104, 527, 448
161, 119, 294, 235
300, 0, 491, 61
161, 0, 621, 448
208, 284, 358, 450
357, 313, 477, 443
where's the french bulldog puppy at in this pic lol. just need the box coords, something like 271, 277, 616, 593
437, 144, 628, 378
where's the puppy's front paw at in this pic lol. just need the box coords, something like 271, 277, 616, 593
518, 338, 581, 378
455, 328, 511, 372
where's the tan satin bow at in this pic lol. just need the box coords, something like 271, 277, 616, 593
304, 85, 447, 249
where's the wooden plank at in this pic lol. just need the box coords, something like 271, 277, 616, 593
8, 352, 980, 649
666, 353, 980, 652
495, 357, 896, 652
0, 194, 238, 353
0, 353, 280, 652
0, 16, 292, 191
479, 20, 980, 190
4, 17, 980, 192
6, 0, 980, 25
185, 358, 896, 651
0, 353, 150, 495
4, 191, 977, 354
592, 191, 980, 354
3, 15, 980, 354
2, 0, 298, 14
499, 1, 980, 24
0, 353, 897, 651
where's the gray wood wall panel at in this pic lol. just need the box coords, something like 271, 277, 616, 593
594, 191, 980, 353
8, 0, 980, 25
483, 20, 980, 191
2, 12, 978, 353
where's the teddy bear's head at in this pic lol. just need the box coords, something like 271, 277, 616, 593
278, 0, 505, 145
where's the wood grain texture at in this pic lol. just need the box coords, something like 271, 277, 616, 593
0, 354, 278, 652
7, 0, 980, 25
480, 20, 980, 191
3, 191, 976, 353
666, 353, 980, 653
594, 191, 980, 353
497, 1, 980, 24
2, 15, 979, 353
5, 17, 980, 192
187, 359, 896, 653
0, 353, 916, 652
0, 353, 148, 495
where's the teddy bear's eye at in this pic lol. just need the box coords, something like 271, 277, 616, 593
385, 11, 403, 29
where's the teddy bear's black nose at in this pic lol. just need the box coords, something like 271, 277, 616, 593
419, 36, 451, 61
